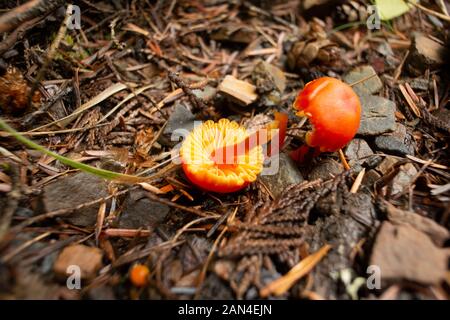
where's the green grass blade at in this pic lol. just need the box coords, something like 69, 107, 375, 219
0, 118, 147, 184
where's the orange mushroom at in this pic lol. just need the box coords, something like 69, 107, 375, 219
180, 119, 264, 193
291, 77, 361, 160
180, 114, 287, 193
129, 264, 150, 287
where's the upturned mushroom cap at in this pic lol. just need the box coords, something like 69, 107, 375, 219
293, 77, 361, 152
180, 119, 264, 193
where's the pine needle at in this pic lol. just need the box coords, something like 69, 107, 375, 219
260, 244, 331, 297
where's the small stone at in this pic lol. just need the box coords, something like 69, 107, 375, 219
344, 139, 373, 166
357, 95, 396, 136
370, 222, 447, 285
159, 102, 196, 147
376, 156, 399, 175
407, 33, 449, 75
383, 201, 449, 246
374, 123, 415, 156
391, 163, 418, 195
308, 159, 343, 181
252, 60, 286, 107
260, 153, 303, 198
42, 172, 110, 227
54, 244, 103, 280
343, 65, 383, 95
362, 169, 381, 187
118, 190, 169, 229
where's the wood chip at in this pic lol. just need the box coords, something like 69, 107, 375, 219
102, 228, 152, 237
399, 83, 421, 118
350, 168, 365, 194
138, 182, 163, 194
406, 154, 448, 170
218, 75, 258, 106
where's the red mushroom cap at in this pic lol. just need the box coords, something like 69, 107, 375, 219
293, 77, 361, 152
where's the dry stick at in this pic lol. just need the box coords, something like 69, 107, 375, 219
1, 231, 51, 263
22, 82, 73, 126
171, 217, 218, 245
347, 72, 378, 88
28, 82, 129, 132
438, 0, 449, 16
421, 107, 450, 133
408, 0, 450, 22
136, 153, 176, 177
102, 228, 151, 238
393, 50, 410, 82
0, 16, 42, 55
350, 168, 365, 193
145, 191, 219, 218
14, 122, 112, 136
167, 71, 208, 112
195, 205, 238, 299
95, 202, 106, 246
27, 4, 72, 106
338, 149, 351, 171
0, 0, 65, 34
242, 1, 296, 29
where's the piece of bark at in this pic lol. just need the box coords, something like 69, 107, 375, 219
0, 0, 65, 34
383, 201, 449, 246
407, 33, 449, 75
218, 75, 258, 106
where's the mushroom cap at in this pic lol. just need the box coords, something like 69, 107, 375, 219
129, 264, 149, 287
293, 77, 361, 152
180, 119, 264, 193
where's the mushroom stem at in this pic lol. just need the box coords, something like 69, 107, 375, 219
211, 112, 288, 164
